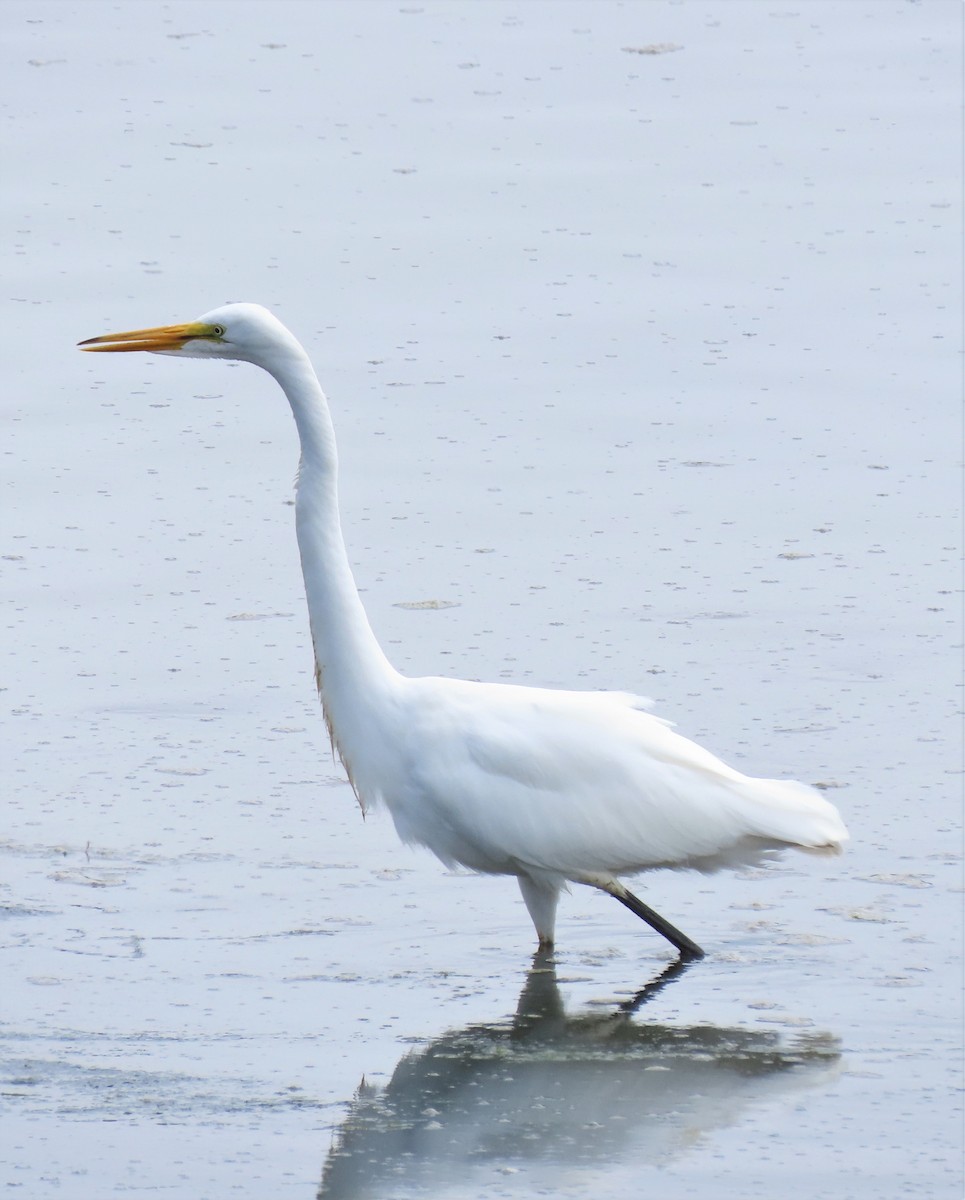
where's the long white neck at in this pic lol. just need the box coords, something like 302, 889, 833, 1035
263, 346, 401, 793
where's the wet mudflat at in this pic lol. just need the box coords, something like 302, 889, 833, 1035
2, 2, 961, 1197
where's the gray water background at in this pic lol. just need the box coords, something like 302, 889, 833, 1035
2, 2, 962, 1197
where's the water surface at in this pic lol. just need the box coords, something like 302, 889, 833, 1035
2, 2, 961, 1197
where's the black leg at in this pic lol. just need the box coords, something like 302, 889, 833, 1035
610, 883, 705, 960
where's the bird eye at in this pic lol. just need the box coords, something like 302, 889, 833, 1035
212, 325, 226, 338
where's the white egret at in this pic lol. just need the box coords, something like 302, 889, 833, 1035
79, 303, 848, 960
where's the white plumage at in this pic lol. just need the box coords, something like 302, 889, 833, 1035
80, 302, 849, 960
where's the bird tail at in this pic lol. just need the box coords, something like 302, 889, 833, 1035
734, 776, 849, 853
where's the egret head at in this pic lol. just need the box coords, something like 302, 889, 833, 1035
78, 302, 299, 365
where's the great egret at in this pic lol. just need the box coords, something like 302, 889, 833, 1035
79, 303, 848, 960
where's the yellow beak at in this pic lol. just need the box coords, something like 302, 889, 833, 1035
78, 321, 216, 352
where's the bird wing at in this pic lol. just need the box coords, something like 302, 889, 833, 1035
385, 678, 844, 879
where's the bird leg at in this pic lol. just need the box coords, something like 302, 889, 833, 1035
517, 874, 561, 950
589, 877, 705, 960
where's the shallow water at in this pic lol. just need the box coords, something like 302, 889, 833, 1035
2, 1, 962, 1197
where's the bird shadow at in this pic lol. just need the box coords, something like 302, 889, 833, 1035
508, 947, 694, 1042
316, 953, 840, 1199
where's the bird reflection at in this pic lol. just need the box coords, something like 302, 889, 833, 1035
317, 955, 840, 1198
